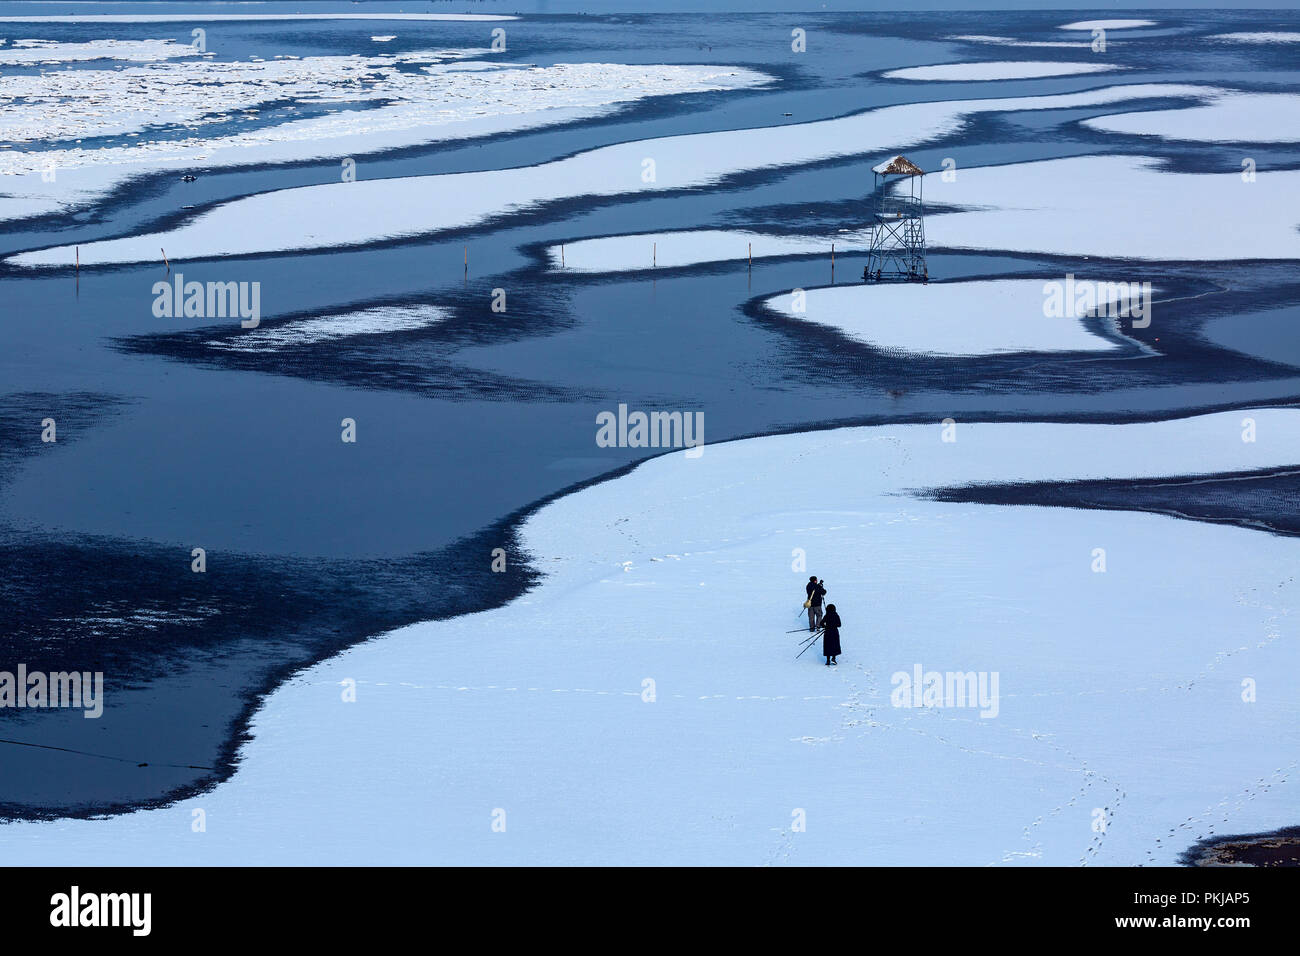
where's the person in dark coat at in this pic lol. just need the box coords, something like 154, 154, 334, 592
821, 604, 842, 666
805, 576, 826, 631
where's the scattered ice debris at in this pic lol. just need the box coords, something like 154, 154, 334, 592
207, 304, 448, 353
0, 57, 770, 225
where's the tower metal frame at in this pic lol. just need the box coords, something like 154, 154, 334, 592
863, 160, 928, 283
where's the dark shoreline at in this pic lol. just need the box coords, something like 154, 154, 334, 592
924, 465, 1300, 539
1182, 827, 1300, 867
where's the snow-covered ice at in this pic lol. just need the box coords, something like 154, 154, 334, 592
919, 155, 1300, 260
1084, 92, 1300, 143
551, 230, 864, 272
0, 57, 769, 223
1, 408, 1296, 865
0, 38, 195, 64
10, 83, 1215, 267
0, 55, 754, 147
883, 61, 1121, 82
1059, 20, 1157, 31
760, 280, 1131, 357
1, 51, 473, 145
545, 149, 1297, 273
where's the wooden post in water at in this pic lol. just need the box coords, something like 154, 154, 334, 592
653, 241, 656, 268
831, 243, 835, 283
161, 248, 170, 273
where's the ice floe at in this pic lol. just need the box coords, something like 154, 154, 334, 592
12, 83, 1215, 267
1, 408, 1297, 864
760, 279, 1132, 356
883, 61, 1122, 81
1059, 20, 1157, 31
552, 230, 863, 272
209, 304, 447, 353
0, 37, 196, 64
946, 35, 1091, 49
1209, 32, 1300, 44
1084, 91, 1300, 143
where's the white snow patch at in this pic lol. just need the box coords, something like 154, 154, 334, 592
11, 83, 1215, 267
917, 155, 1300, 260
1, 409, 1297, 864
553, 230, 859, 272
0, 37, 194, 64
884, 60, 1122, 81
946, 35, 1090, 49
1209, 32, 1300, 44
1059, 19, 1157, 31
1084, 92, 1300, 143
761, 279, 1130, 356
209, 304, 447, 354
